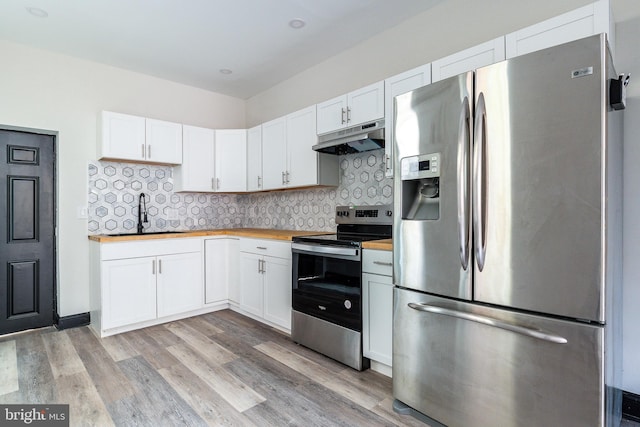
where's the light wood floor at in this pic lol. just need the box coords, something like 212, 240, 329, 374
0, 310, 427, 426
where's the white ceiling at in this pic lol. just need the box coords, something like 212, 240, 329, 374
0, 0, 443, 99
1, 0, 639, 100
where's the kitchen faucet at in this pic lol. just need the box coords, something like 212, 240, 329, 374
137, 192, 149, 234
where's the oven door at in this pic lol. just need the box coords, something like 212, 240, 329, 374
292, 242, 362, 331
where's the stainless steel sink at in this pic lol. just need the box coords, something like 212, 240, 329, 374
106, 231, 186, 237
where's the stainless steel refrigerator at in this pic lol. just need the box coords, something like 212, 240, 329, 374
392, 34, 623, 427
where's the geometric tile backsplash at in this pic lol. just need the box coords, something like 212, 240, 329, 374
88, 149, 393, 234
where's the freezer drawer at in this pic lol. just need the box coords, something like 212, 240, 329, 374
393, 288, 605, 427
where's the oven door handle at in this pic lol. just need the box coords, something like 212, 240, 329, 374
292, 243, 360, 260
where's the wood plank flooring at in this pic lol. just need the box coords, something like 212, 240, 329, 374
0, 310, 426, 426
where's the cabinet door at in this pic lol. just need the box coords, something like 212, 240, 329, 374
145, 118, 183, 164
174, 125, 215, 192
157, 252, 203, 317
215, 129, 247, 192
384, 64, 431, 177
505, 0, 611, 59
205, 239, 229, 304
102, 257, 156, 329
247, 125, 263, 192
99, 111, 146, 162
286, 105, 318, 188
261, 117, 287, 190
362, 272, 393, 366
316, 94, 348, 135
263, 255, 292, 330
432, 37, 505, 83
347, 81, 384, 127
239, 252, 264, 317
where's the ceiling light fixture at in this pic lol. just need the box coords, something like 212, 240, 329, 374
26, 7, 48, 18
289, 18, 306, 29
219, 69, 233, 75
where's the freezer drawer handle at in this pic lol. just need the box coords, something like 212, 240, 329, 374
407, 303, 568, 344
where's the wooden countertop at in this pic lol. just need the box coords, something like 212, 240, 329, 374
88, 228, 332, 243
362, 239, 393, 251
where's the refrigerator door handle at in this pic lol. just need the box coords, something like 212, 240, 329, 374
408, 302, 568, 344
473, 92, 487, 271
457, 96, 471, 271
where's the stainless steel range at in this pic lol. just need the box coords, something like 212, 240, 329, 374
291, 204, 392, 370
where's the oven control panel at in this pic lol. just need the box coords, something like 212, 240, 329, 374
336, 204, 393, 225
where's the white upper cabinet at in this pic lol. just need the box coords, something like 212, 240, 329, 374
432, 37, 505, 82
316, 81, 384, 135
174, 125, 215, 192
262, 106, 338, 191
99, 111, 182, 164
286, 105, 321, 188
214, 129, 247, 192
506, 0, 613, 59
145, 118, 183, 164
384, 63, 431, 177
247, 125, 263, 192
261, 116, 288, 191
99, 111, 146, 162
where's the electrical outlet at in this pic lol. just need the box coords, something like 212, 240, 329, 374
76, 206, 88, 219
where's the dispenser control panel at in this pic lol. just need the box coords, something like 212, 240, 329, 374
401, 153, 441, 180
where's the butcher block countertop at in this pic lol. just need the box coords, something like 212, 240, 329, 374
88, 228, 331, 243
362, 239, 393, 251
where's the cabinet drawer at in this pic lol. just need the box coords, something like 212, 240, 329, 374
362, 249, 392, 276
239, 238, 291, 259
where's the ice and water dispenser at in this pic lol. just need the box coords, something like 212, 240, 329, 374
401, 153, 441, 220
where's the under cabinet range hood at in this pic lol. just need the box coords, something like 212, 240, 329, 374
313, 119, 384, 155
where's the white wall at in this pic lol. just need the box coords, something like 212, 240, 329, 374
0, 39, 246, 317
245, 0, 592, 126
616, 18, 640, 395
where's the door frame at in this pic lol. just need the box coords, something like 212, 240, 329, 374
1, 124, 58, 329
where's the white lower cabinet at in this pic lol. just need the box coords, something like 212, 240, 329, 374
205, 238, 239, 305
239, 238, 292, 330
157, 252, 203, 317
91, 238, 203, 336
362, 249, 393, 368
102, 256, 157, 329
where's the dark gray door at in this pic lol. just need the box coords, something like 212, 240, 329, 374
0, 129, 55, 334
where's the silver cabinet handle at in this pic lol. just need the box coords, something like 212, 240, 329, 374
281, 171, 286, 185
141, 144, 145, 158
158, 259, 162, 274
257, 176, 262, 188
152, 259, 156, 275
257, 259, 261, 273
261, 259, 266, 274
147, 144, 151, 159
458, 95, 472, 271
473, 92, 487, 272
373, 261, 393, 266
385, 154, 391, 172
346, 106, 351, 123
285, 171, 290, 184
408, 303, 568, 344
256, 246, 267, 250
341, 107, 346, 124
